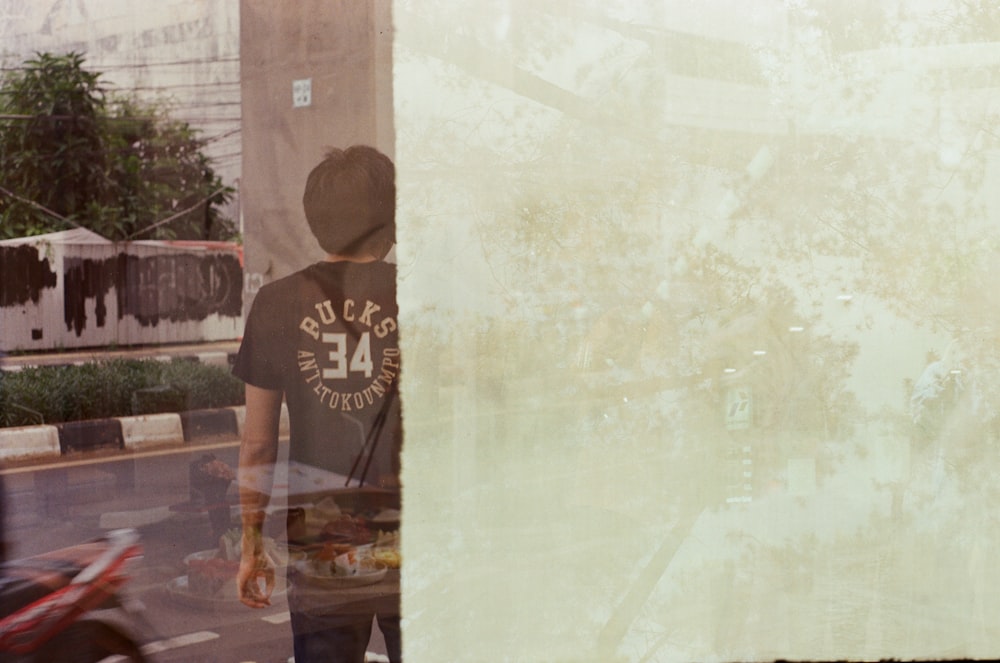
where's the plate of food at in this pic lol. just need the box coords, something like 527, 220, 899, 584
372, 530, 401, 569
292, 545, 388, 589
361, 508, 401, 532
186, 529, 296, 568
169, 529, 292, 608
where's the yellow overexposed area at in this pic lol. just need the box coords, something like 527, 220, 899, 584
394, 1, 1000, 660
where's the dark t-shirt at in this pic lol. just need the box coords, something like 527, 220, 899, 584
232, 260, 401, 484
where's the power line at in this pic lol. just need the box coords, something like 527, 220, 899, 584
95, 57, 240, 69
126, 185, 231, 240
127, 81, 241, 91
0, 56, 239, 73
0, 184, 85, 231
0, 113, 157, 122
0, 113, 241, 127
172, 117, 241, 123
174, 101, 242, 108
203, 128, 241, 144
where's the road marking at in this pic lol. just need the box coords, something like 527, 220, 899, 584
102, 630, 220, 661
263, 612, 291, 624
142, 630, 221, 654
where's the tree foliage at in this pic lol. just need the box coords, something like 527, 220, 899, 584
748, 0, 1000, 433
0, 52, 235, 241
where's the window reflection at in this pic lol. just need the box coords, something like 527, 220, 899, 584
396, 1, 1000, 660
3, 1, 1000, 661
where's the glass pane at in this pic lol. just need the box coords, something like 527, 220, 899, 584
394, 1, 1000, 660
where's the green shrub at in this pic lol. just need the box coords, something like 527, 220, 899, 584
0, 358, 245, 427
159, 359, 246, 410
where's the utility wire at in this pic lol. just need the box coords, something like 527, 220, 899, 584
126, 185, 230, 240
0, 184, 86, 231
203, 127, 241, 144
0, 57, 239, 73
0, 183, 234, 241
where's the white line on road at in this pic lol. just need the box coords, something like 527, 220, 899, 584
0, 440, 236, 475
100, 630, 220, 661
262, 611, 291, 624
142, 630, 221, 654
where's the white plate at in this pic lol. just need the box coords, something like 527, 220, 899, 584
165, 575, 286, 610
183, 549, 224, 565
184, 544, 295, 568
292, 559, 388, 589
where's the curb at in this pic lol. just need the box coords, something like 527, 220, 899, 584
179, 408, 239, 441
120, 413, 186, 450
0, 402, 291, 465
0, 343, 256, 465
0, 425, 62, 464
58, 419, 124, 454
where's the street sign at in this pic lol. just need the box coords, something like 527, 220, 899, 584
725, 386, 752, 430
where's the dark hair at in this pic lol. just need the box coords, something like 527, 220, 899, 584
302, 145, 396, 258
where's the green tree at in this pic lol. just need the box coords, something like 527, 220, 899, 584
0, 52, 109, 236
746, 0, 1000, 430
103, 96, 235, 241
0, 51, 234, 241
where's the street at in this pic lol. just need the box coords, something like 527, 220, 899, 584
1, 439, 391, 663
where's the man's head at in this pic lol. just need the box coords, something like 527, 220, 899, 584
303, 145, 396, 259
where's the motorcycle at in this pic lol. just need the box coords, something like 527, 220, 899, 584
0, 528, 148, 662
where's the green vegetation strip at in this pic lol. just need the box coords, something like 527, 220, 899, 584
0, 358, 245, 428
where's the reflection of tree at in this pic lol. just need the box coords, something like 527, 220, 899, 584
747, 1, 1000, 492
394, 2, 1000, 659
638, 242, 860, 494
398, 0, 862, 455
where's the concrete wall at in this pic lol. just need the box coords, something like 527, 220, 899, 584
0, 231, 243, 351
239, 0, 394, 299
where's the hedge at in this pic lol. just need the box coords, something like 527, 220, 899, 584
0, 358, 245, 427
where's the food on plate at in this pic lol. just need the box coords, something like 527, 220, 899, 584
313, 496, 343, 520
183, 529, 289, 598
369, 509, 401, 525
303, 496, 344, 532
286, 507, 307, 542
333, 546, 378, 576
217, 528, 287, 566
373, 549, 401, 569
360, 511, 399, 532
374, 530, 398, 548
304, 542, 383, 578
187, 557, 239, 597
315, 542, 355, 561
320, 515, 373, 545
373, 530, 401, 569
218, 527, 241, 561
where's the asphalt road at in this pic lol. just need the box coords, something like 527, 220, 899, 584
1, 438, 390, 663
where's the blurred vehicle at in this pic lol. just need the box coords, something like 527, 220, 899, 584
0, 529, 148, 662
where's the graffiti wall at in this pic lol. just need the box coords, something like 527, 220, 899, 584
0, 230, 242, 352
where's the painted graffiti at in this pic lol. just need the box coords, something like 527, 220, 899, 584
62, 252, 243, 335
0, 244, 58, 307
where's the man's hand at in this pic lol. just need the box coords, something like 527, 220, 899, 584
237, 530, 275, 608
237, 384, 282, 609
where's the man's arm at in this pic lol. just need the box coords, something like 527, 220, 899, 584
237, 383, 282, 608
